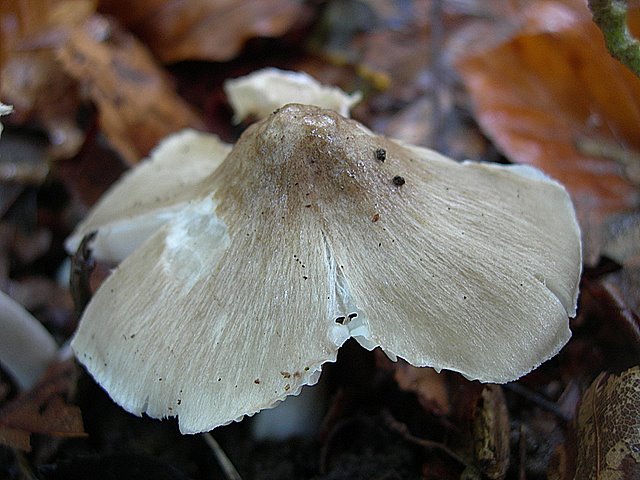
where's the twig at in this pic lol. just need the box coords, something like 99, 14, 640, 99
588, 0, 640, 77
70, 231, 97, 318
381, 410, 476, 472
503, 382, 572, 422
518, 424, 527, 480
201, 433, 243, 480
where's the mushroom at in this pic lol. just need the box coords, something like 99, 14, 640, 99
0, 290, 58, 390
65, 129, 231, 262
224, 68, 361, 123
70, 104, 581, 434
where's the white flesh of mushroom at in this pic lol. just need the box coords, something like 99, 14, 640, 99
65, 129, 231, 262
71, 104, 582, 434
224, 68, 362, 123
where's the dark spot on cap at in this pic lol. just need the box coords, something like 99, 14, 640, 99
254, 378, 261, 384
335, 316, 346, 325
375, 148, 386, 161
372, 213, 380, 222
392, 176, 405, 186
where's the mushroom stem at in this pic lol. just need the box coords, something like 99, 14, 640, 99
0, 290, 58, 390
202, 433, 243, 480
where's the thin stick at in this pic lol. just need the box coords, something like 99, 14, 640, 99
588, 0, 640, 76
503, 382, 572, 422
382, 410, 476, 472
202, 433, 243, 480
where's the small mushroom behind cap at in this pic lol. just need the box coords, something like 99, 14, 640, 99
71, 104, 581, 434
224, 68, 362, 123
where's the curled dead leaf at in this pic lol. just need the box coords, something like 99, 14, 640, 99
574, 366, 640, 479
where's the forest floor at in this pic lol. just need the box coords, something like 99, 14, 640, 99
0, 1, 639, 479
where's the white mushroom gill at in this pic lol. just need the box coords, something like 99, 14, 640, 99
65, 129, 232, 262
71, 104, 582, 434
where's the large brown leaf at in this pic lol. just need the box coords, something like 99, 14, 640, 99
97, 0, 306, 63
457, 2, 640, 264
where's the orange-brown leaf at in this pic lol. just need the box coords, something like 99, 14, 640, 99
457, 2, 640, 264
97, 0, 306, 63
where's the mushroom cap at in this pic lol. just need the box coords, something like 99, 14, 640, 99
72, 104, 581, 433
65, 129, 231, 262
224, 68, 361, 123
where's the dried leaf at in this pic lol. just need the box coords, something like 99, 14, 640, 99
472, 385, 510, 480
0, 0, 92, 158
0, 360, 86, 452
97, 0, 306, 63
56, 15, 204, 164
574, 366, 640, 479
457, 2, 640, 265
